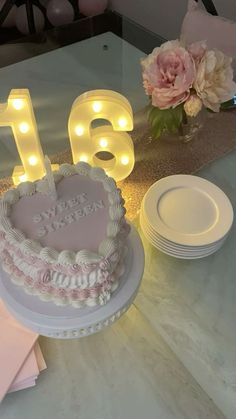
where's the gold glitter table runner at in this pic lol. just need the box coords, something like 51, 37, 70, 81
1, 109, 236, 220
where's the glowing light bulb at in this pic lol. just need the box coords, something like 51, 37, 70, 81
118, 118, 127, 128
12, 99, 24, 110
28, 155, 38, 166
92, 102, 102, 113
121, 155, 129, 165
99, 138, 108, 148
79, 155, 88, 162
19, 174, 27, 182
19, 122, 30, 133
75, 125, 84, 136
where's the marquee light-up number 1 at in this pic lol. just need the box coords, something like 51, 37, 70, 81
0, 89, 45, 185
68, 90, 134, 182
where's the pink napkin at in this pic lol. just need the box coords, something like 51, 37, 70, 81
7, 378, 37, 393
8, 348, 39, 390
8, 342, 47, 394
34, 342, 47, 373
0, 300, 38, 401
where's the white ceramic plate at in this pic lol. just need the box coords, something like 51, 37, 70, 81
140, 214, 225, 257
141, 204, 228, 250
141, 218, 223, 259
140, 208, 228, 252
140, 214, 224, 258
143, 175, 233, 246
140, 212, 225, 253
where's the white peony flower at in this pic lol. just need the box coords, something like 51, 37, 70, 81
194, 49, 236, 112
184, 94, 202, 117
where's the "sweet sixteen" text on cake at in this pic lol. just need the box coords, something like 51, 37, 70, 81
33, 193, 105, 237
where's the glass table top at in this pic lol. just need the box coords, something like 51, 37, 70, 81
0, 12, 163, 178
0, 11, 236, 419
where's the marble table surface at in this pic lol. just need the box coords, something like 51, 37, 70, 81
134, 148, 236, 419
0, 305, 224, 419
1, 152, 235, 419
0, 32, 236, 419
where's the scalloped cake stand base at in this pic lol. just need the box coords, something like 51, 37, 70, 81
0, 224, 144, 339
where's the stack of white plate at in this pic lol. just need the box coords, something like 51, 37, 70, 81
140, 175, 234, 259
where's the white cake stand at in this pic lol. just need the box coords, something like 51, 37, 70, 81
0, 225, 144, 339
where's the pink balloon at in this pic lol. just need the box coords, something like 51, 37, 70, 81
79, 0, 108, 17
15, 5, 45, 35
46, 0, 74, 27
0, 0, 16, 28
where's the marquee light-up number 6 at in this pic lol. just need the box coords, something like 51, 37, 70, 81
68, 90, 134, 182
0, 89, 46, 185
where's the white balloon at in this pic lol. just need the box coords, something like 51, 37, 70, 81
15, 4, 45, 35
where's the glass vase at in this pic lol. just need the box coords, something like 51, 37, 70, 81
148, 106, 206, 144
177, 110, 206, 143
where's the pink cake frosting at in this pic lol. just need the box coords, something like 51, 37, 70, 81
0, 162, 130, 307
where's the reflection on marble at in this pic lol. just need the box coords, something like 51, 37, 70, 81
135, 148, 236, 419
0, 306, 223, 419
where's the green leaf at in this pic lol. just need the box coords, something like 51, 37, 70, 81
148, 107, 161, 124
151, 117, 164, 137
172, 105, 184, 126
151, 125, 163, 139
148, 105, 184, 139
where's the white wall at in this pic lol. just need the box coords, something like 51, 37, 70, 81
110, 0, 236, 40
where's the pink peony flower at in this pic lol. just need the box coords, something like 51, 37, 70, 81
143, 79, 154, 96
142, 40, 195, 109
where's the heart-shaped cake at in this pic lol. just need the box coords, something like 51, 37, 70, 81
0, 162, 130, 307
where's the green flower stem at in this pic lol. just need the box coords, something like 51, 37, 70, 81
148, 104, 185, 139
